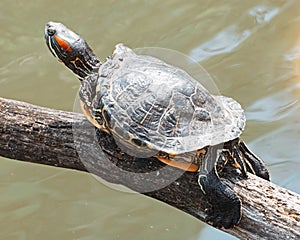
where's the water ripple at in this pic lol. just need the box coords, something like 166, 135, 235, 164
190, 25, 251, 62
189, 5, 281, 62
0, 53, 39, 84
248, 5, 280, 24
246, 83, 300, 122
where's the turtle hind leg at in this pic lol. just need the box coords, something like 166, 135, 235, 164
198, 145, 242, 228
200, 173, 242, 229
238, 140, 270, 181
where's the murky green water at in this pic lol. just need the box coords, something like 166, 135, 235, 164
0, 0, 300, 239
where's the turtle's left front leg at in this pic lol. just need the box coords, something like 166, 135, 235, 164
198, 145, 242, 229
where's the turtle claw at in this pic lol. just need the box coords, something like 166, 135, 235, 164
204, 198, 241, 229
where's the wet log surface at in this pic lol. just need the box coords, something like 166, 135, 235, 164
0, 97, 299, 239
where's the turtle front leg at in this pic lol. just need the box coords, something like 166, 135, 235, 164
198, 145, 242, 229
79, 78, 110, 134
79, 78, 103, 129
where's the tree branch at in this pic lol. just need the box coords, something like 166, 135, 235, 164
0, 97, 299, 239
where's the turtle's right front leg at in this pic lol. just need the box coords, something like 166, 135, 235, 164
198, 145, 242, 229
79, 79, 105, 131
79, 77, 110, 134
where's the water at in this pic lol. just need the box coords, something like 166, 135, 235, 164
0, 0, 300, 239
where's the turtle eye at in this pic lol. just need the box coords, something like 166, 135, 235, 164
47, 26, 56, 36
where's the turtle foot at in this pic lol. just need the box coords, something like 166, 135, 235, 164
199, 174, 242, 229
204, 195, 241, 229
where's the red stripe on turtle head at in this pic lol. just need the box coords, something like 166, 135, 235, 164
54, 35, 72, 52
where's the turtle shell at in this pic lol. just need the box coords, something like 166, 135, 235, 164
95, 44, 245, 156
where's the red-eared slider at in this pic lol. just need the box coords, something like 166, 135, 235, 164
45, 22, 269, 229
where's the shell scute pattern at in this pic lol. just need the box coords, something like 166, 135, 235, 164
97, 44, 245, 154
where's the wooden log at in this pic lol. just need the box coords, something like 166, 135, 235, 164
0, 97, 299, 239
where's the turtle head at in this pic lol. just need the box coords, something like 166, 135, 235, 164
45, 21, 100, 81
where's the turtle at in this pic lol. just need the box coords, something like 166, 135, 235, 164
45, 21, 270, 229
